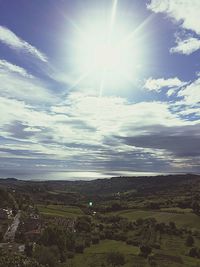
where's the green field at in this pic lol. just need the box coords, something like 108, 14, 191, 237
69, 240, 146, 267
64, 239, 200, 267
85, 240, 139, 254
108, 209, 200, 229
37, 204, 83, 218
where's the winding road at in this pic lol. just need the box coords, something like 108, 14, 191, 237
4, 211, 21, 242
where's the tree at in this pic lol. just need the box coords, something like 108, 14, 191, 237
0, 253, 44, 267
33, 245, 59, 267
111, 203, 121, 211
188, 247, 200, 258
192, 201, 200, 215
75, 241, 85, 253
169, 222, 176, 230
40, 225, 75, 254
0, 232, 3, 242
25, 242, 33, 257
106, 252, 125, 267
186, 235, 194, 247
75, 216, 91, 232
139, 245, 152, 258
92, 235, 100, 244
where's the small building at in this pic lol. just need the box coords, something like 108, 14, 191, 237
0, 208, 12, 219
25, 229, 41, 242
0, 209, 8, 219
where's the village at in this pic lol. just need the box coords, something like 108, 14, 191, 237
0, 204, 77, 255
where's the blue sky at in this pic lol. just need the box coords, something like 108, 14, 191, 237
0, 0, 200, 179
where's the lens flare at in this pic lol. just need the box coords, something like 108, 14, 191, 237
70, 0, 147, 95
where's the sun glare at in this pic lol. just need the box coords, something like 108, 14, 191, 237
70, 0, 146, 95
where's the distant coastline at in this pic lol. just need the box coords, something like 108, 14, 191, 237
0, 170, 196, 181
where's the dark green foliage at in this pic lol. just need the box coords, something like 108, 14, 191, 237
188, 247, 200, 258
75, 216, 91, 232
185, 235, 194, 247
85, 236, 91, 247
25, 242, 33, 257
169, 221, 176, 230
1, 175, 200, 267
0, 252, 43, 267
75, 241, 85, 253
40, 225, 75, 252
0, 188, 15, 208
0, 232, 3, 242
33, 245, 59, 267
139, 245, 152, 258
92, 235, 100, 244
106, 251, 125, 267
192, 201, 200, 215
111, 202, 122, 211
136, 218, 144, 226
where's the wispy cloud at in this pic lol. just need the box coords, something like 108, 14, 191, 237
0, 60, 55, 103
0, 26, 47, 62
0, 59, 32, 77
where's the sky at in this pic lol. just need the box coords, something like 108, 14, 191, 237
0, 0, 200, 180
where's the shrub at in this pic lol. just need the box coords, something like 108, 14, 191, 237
75, 242, 85, 253
185, 235, 194, 247
139, 245, 152, 258
188, 247, 200, 258
106, 251, 125, 267
33, 245, 58, 267
92, 235, 100, 244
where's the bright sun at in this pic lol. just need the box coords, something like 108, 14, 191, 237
70, 0, 146, 95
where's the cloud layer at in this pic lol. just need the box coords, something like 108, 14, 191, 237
0, 2, 200, 178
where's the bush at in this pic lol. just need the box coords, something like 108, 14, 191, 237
92, 235, 100, 244
185, 235, 194, 247
136, 218, 144, 226
126, 238, 139, 246
75, 242, 85, 253
85, 237, 91, 247
152, 243, 160, 249
106, 251, 125, 267
75, 216, 91, 233
0, 232, 3, 242
33, 245, 59, 267
169, 222, 176, 230
66, 251, 74, 259
188, 247, 200, 258
100, 232, 106, 240
0, 254, 44, 267
139, 245, 152, 258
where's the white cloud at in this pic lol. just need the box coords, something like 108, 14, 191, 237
0, 91, 199, 172
179, 107, 200, 117
178, 78, 200, 105
0, 60, 55, 103
147, 0, 200, 54
53, 92, 189, 138
147, 0, 200, 34
170, 37, 200, 55
144, 77, 187, 92
0, 26, 47, 62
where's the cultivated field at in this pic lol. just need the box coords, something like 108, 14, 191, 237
37, 204, 83, 218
